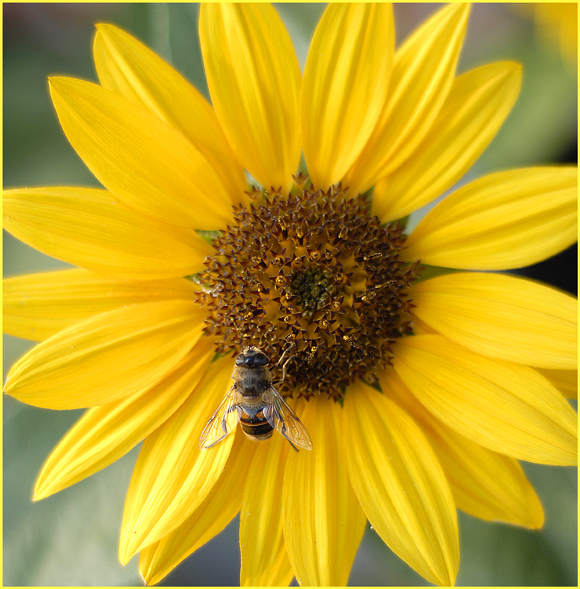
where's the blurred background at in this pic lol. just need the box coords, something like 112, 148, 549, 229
3, 2, 577, 586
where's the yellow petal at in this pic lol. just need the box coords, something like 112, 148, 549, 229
283, 397, 366, 586
537, 368, 578, 400
403, 167, 578, 269
119, 356, 235, 563
140, 434, 258, 586
4, 300, 204, 409
200, 3, 301, 193
49, 77, 233, 229
383, 367, 544, 529
344, 4, 469, 194
344, 380, 459, 587
411, 314, 440, 336
393, 335, 577, 465
373, 61, 522, 222
3, 269, 199, 341
410, 273, 577, 369
34, 337, 215, 500
3, 187, 212, 279
94, 24, 248, 207
301, 3, 394, 189
241, 431, 294, 587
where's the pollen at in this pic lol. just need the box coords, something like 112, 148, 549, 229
197, 178, 420, 400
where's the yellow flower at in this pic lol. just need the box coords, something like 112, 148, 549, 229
3, 3, 577, 586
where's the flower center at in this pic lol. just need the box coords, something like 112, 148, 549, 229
288, 265, 336, 320
196, 178, 420, 400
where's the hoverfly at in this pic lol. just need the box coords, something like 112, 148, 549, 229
199, 346, 312, 451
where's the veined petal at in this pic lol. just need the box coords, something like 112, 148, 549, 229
410, 273, 577, 369
373, 61, 522, 222
200, 3, 301, 193
3, 187, 212, 279
94, 24, 248, 207
34, 337, 215, 500
432, 429, 544, 529
140, 434, 258, 586
344, 380, 459, 587
345, 4, 469, 194
119, 356, 235, 563
403, 167, 578, 269
393, 335, 578, 465
4, 300, 205, 410
537, 368, 578, 400
383, 368, 544, 529
301, 3, 394, 189
283, 397, 366, 586
241, 431, 294, 587
3, 269, 199, 341
49, 77, 233, 229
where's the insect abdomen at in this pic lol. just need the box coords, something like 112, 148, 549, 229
240, 414, 273, 441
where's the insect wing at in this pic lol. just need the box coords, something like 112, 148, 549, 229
199, 386, 242, 450
263, 387, 313, 451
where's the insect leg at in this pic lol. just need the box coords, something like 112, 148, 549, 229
287, 439, 299, 452
274, 341, 296, 369
274, 342, 297, 384
280, 355, 297, 384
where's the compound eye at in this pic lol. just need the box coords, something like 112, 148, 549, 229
253, 352, 269, 367
235, 355, 245, 366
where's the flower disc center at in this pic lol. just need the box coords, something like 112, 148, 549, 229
197, 179, 420, 400
288, 265, 337, 320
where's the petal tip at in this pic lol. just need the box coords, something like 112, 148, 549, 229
506, 60, 523, 79
94, 22, 125, 40
529, 511, 545, 530
32, 488, 47, 502
119, 539, 138, 566
33, 473, 58, 501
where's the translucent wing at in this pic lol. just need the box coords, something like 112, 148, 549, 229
263, 387, 313, 451
199, 385, 242, 450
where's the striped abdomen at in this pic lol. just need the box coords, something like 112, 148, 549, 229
240, 409, 274, 441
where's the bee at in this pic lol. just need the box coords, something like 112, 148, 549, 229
199, 346, 312, 451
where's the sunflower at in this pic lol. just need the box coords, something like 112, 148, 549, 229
3, 3, 578, 586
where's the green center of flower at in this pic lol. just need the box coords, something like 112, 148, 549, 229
196, 178, 420, 400
288, 265, 336, 320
